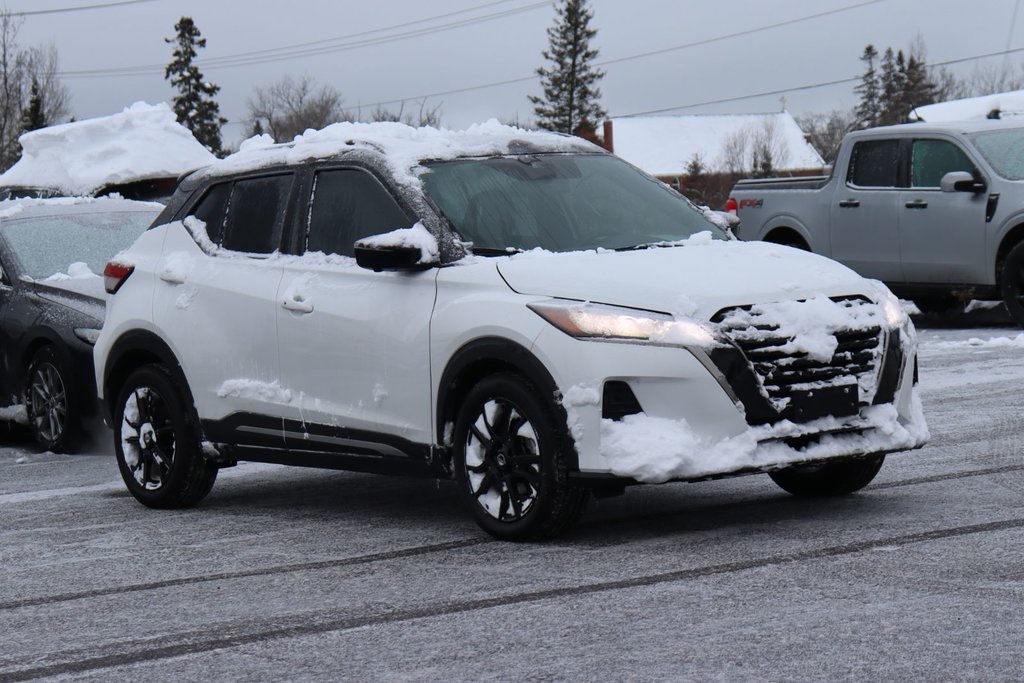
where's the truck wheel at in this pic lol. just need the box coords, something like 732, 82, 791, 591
769, 455, 884, 497
114, 365, 217, 509
1001, 242, 1024, 327
452, 373, 588, 541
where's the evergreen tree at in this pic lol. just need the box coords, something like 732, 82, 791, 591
854, 44, 880, 128
901, 53, 937, 113
165, 16, 226, 155
20, 77, 46, 132
529, 0, 605, 134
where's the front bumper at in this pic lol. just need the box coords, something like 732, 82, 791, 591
533, 325, 928, 484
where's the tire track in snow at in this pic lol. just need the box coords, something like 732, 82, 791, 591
4, 464, 1021, 612
4, 517, 1024, 682
0, 538, 490, 611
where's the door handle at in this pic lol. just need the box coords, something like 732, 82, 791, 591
159, 271, 186, 285
281, 297, 314, 314
905, 199, 928, 209
838, 199, 860, 208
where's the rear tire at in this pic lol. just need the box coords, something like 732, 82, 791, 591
452, 373, 588, 541
769, 455, 885, 497
1001, 241, 1024, 328
114, 365, 216, 508
24, 345, 81, 453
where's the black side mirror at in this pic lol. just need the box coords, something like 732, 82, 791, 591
940, 171, 986, 194
354, 244, 431, 272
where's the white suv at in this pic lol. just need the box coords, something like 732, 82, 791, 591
94, 122, 928, 540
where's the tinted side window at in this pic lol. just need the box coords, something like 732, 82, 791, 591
223, 174, 294, 254
912, 139, 976, 187
307, 169, 412, 257
848, 139, 901, 188
190, 182, 230, 244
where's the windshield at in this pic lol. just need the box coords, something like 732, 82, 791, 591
970, 128, 1024, 180
421, 154, 725, 252
1, 210, 155, 279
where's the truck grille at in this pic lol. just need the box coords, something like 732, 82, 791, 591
713, 297, 885, 421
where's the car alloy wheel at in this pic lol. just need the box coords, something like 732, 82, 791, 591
120, 385, 177, 491
463, 397, 543, 522
27, 362, 67, 445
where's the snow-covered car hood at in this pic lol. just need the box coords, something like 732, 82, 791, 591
496, 240, 877, 320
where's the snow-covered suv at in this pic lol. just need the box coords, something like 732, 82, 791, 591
94, 122, 928, 540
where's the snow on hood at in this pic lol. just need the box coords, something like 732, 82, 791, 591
496, 239, 875, 320
0, 102, 216, 196
199, 119, 599, 188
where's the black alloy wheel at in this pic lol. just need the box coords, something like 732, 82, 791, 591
114, 365, 217, 508
24, 346, 80, 452
453, 373, 587, 541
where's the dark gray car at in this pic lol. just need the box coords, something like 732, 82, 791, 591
0, 199, 158, 451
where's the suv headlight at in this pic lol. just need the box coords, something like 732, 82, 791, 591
878, 290, 908, 329
528, 300, 717, 348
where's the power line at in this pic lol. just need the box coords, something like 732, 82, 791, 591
56, 0, 547, 78
8, 0, 158, 17
617, 45, 1024, 118
358, 0, 888, 109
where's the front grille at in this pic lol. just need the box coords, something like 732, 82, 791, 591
713, 296, 885, 422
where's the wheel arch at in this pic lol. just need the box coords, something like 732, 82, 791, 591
436, 337, 578, 471
763, 225, 811, 251
995, 222, 1024, 283
102, 330, 192, 425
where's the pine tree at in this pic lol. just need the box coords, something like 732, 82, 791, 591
20, 77, 46, 132
165, 16, 226, 155
901, 54, 937, 113
854, 45, 880, 128
529, 0, 605, 134
878, 48, 908, 125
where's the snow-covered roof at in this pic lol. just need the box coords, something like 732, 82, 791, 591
910, 90, 1024, 122
0, 102, 216, 196
607, 112, 825, 176
199, 119, 601, 186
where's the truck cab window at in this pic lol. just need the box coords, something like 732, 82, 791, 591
912, 139, 976, 188
848, 139, 901, 188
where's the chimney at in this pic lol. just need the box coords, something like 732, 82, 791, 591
602, 120, 614, 153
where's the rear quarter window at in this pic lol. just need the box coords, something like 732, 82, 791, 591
848, 139, 901, 188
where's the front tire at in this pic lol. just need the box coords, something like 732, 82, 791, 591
114, 365, 216, 508
1001, 242, 1024, 327
769, 455, 885, 497
24, 345, 80, 453
452, 373, 587, 541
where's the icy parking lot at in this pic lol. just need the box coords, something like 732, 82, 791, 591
2, 321, 1023, 681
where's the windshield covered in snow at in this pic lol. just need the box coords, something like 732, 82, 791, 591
969, 128, 1024, 180
421, 154, 725, 253
1, 210, 155, 279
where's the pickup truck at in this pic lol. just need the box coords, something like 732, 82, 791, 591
727, 120, 1024, 325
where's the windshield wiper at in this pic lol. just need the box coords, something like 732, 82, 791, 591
469, 246, 524, 257
614, 241, 683, 252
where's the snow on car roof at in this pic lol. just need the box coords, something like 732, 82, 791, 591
0, 102, 216, 197
910, 89, 1024, 123
196, 119, 602, 186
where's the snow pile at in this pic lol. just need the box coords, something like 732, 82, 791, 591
356, 222, 439, 263
200, 119, 596, 188
964, 300, 1003, 314
599, 391, 929, 483
910, 90, 1024, 122
0, 403, 28, 426
43, 261, 96, 282
925, 334, 1024, 350
608, 113, 825, 177
0, 102, 216, 196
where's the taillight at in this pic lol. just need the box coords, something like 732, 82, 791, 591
724, 198, 739, 215
103, 262, 134, 294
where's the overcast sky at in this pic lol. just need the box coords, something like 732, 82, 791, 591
11, 0, 1020, 144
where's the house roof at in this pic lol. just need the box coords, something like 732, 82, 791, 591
910, 90, 1024, 122
607, 112, 825, 177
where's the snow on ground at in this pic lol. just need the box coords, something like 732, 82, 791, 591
0, 102, 215, 195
